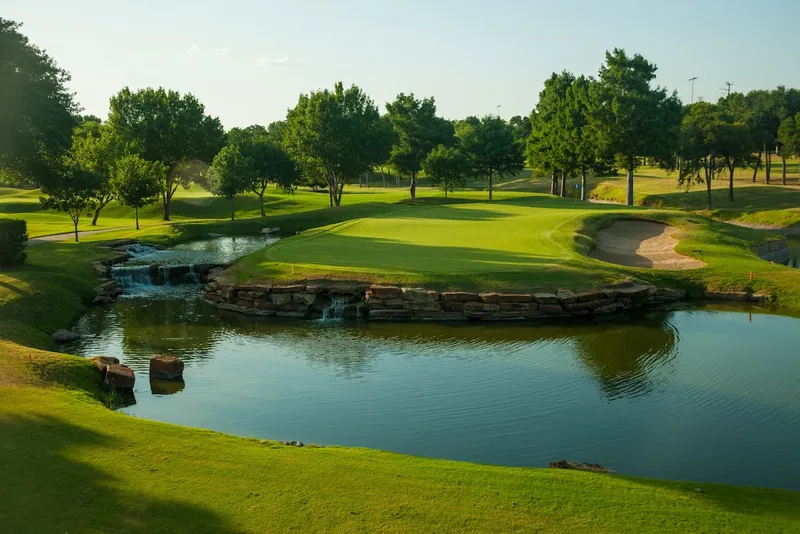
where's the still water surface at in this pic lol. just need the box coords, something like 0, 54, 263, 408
66, 284, 800, 490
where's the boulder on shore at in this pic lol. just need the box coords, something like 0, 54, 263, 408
90, 356, 120, 374
149, 355, 185, 380
548, 460, 610, 473
52, 329, 81, 343
103, 364, 135, 390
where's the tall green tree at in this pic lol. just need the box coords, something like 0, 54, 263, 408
284, 82, 393, 207
459, 116, 524, 200
422, 145, 470, 198
107, 87, 225, 220
0, 18, 78, 185
716, 116, 752, 201
526, 72, 576, 196
209, 146, 254, 220
39, 165, 99, 242
778, 114, 800, 184
508, 115, 533, 150
587, 49, 682, 205
110, 155, 164, 230
228, 127, 300, 216
385, 94, 453, 199
678, 102, 725, 210
68, 122, 125, 225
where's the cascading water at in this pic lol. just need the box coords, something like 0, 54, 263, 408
125, 243, 158, 258
185, 264, 201, 284
112, 265, 153, 289
322, 297, 349, 321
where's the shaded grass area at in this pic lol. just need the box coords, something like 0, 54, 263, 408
229, 195, 800, 310
1, 361, 799, 533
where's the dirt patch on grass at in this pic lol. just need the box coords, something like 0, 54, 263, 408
591, 220, 705, 270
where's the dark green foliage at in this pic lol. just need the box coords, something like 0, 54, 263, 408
0, 18, 78, 185
422, 145, 470, 197
209, 146, 255, 220
386, 94, 454, 199
284, 82, 394, 207
110, 155, 164, 230
226, 126, 301, 216
107, 87, 225, 220
0, 219, 27, 266
39, 166, 100, 242
458, 116, 524, 200
586, 49, 682, 205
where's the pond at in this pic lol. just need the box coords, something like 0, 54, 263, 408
64, 275, 800, 490
789, 238, 799, 268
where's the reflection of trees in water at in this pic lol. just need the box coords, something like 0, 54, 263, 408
80, 294, 680, 399
572, 311, 679, 400
116, 294, 220, 366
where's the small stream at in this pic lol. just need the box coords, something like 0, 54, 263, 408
61, 235, 800, 491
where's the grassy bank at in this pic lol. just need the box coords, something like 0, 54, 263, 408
2, 343, 799, 533
228, 195, 800, 311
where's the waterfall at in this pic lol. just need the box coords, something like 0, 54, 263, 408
125, 244, 158, 258
185, 264, 201, 284
112, 265, 153, 288
322, 297, 348, 321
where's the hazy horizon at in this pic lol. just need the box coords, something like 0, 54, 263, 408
7, 0, 800, 127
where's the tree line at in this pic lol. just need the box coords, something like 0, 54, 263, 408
3, 17, 799, 240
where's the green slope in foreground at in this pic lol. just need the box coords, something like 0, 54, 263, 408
2, 343, 799, 533
230, 195, 800, 310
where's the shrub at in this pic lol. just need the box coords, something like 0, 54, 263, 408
0, 219, 28, 266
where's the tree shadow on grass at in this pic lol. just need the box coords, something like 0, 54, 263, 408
0, 410, 244, 533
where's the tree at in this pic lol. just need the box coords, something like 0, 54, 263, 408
209, 146, 254, 220
526, 72, 576, 197
284, 82, 393, 207
107, 87, 225, 220
778, 114, 800, 184
386, 94, 454, 199
39, 165, 99, 242
228, 127, 300, 216
717, 116, 752, 201
422, 145, 470, 198
586, 49, 682, 205
0, 18, 78, 185
110, 155, 164, 230
68, 122, 125, 225
458, 116, 524, 200
508, 115, 533, 150
679, 102, 725, 210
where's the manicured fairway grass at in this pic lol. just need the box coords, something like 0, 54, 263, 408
487, 166, 800, 228
0, 185, 419, 237
2, 343, 799, 533
230, 194, 800, 309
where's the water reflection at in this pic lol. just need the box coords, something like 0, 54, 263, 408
71, 296, 682, 401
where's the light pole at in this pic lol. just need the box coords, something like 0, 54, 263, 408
689, 77, 697, 104
496, 104, 501, 118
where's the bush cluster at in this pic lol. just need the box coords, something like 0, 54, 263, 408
0, 219, 28, 266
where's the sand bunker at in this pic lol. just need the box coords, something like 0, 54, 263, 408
591, 220, 705, 270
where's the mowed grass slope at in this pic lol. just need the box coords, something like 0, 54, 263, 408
2, 344, 799, 533
0, 185, 417, 237
231, 195, 800, 309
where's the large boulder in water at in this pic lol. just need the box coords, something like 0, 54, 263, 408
149, 355, 184, 380
52, 329, 81, 343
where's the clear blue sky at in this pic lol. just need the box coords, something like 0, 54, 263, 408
7, 0, 800, 128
